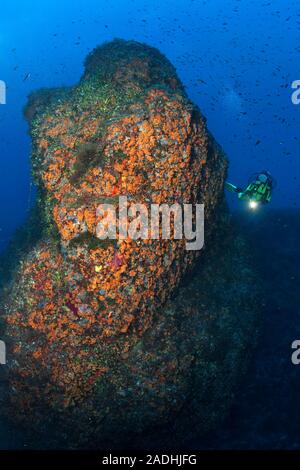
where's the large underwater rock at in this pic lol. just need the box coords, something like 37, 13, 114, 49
0, 40, 260, 448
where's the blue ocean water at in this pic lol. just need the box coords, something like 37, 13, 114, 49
0, 0, 299, 253
0, 0, 300, 451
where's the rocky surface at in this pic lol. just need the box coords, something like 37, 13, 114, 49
0, 40, 260, 448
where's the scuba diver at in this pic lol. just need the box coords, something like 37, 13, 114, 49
225, 170, 274, 209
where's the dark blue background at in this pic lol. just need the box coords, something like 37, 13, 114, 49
0, 0, 299, 252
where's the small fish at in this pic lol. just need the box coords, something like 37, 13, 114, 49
23, 73, 31, 82
197, 78, 207, 85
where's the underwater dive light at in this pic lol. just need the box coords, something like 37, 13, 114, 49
225, 171, 274, 210
249, 200, 258, 210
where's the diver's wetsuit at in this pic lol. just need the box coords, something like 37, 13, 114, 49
225, 171, 273, 205
238, 178, 272, 204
